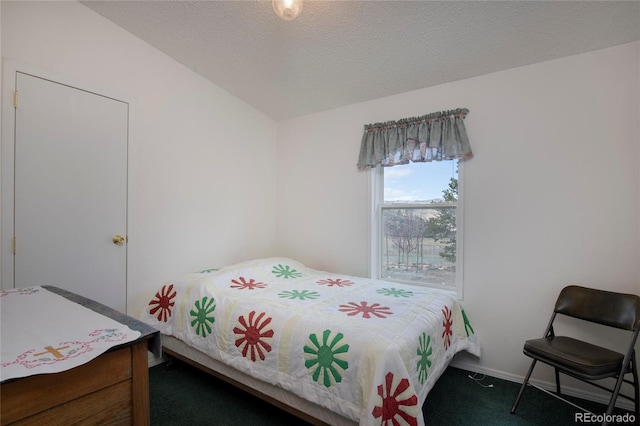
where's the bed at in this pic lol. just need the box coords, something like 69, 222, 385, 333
141, 257, 480, 425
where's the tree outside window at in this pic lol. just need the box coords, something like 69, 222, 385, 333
378, 161, 459, 289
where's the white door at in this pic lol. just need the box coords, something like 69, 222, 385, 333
13, 72, 128, 312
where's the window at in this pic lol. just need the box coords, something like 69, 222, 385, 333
371, 160, 463, 297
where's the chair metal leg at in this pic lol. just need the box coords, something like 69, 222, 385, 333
555, 368, 561, 394
606, 368, 629, 417
511, 359, 537, 414
632, 356, 639, 422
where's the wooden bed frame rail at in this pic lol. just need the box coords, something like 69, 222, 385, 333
163, 345, 330, 426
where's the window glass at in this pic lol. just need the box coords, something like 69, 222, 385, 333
376, 160, 460, 291
384, 161, 457, 203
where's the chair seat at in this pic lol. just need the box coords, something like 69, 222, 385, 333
524, 336, 624, 379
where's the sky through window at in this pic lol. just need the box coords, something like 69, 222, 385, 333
384, 161, 457, 203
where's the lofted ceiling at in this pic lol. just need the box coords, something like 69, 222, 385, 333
82, 1, 640, 121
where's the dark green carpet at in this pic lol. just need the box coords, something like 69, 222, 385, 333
149, 360, 634, 425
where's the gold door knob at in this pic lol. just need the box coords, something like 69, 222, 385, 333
112, 234, 125, 245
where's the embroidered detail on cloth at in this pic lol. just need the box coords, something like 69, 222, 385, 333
2, 328, 133, 370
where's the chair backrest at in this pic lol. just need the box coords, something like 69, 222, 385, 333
554, 285, 640, 331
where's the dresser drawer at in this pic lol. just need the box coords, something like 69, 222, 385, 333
8, 381, 132, 426
1, 347, 132, 424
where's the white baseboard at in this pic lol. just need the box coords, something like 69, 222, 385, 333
450, 360, 635, 412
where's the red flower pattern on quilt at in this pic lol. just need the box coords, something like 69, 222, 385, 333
371, 372, 419, 426
338, 301, 393, 319
148, 284, 176, 322
442, 305, 453, 350
230, 277, 267, 290
316, 278, 354, 287
234, 311, 274, 362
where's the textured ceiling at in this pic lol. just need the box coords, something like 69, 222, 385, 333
82, 1, 640, 121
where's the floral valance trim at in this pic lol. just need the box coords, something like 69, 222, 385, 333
357, 108, 473, 170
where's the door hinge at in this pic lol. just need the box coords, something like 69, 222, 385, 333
12, 237, 16, 255
14, 91, 18, 108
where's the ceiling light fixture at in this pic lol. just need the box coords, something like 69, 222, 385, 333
273, 0, 303, 21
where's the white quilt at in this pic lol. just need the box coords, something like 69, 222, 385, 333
140, 257, 480, 425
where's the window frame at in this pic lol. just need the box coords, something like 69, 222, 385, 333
369, 161, 465, 299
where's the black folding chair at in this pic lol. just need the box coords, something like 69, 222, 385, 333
511, 285, 640, 425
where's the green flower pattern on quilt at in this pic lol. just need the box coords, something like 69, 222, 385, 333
197, 268, 219, 274
190, 296, 216, 338
377, 287, 414, 298
303, 330, 349, 387
272, 264, 302, 279
462, 309, 474, 336
416, 333, 433, 384
278, 289, 320, 300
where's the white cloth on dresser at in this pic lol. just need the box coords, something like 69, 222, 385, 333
1, 286, 141, 381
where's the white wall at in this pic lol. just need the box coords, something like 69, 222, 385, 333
3, 0, 639, 400
277, 42, 640, 389
1, 1, 278, 315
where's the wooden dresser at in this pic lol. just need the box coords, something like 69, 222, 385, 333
1, 287, 160, 426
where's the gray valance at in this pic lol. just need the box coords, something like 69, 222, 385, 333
357, 108, 473, 170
